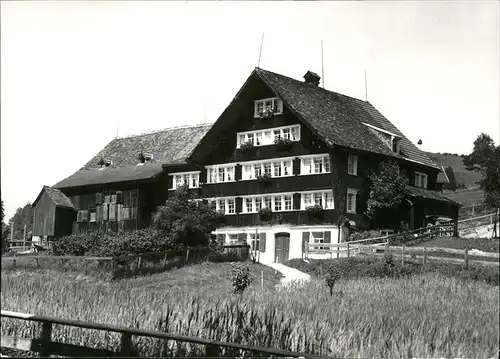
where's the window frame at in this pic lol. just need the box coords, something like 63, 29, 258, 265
299, 154, 331, 175
347, 155, 358, 176
169, 171, 201, 190
240, 192, 295, 214
300, 190, 335, 210
236, 125, 301, 148
205, 164, 237, 184
414, 171, 428, 189
207, 197, 237, 215
239, 157, 296, 181
346, 188, 358, 214
253, 97, 284, 118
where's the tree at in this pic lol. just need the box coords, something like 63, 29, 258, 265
365, 160, 409, 227
1, 200, 9, 254
463, 133, 500, 238
152, 184, 222, 247
7, 203, 33, 240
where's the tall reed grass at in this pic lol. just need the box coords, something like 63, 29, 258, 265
1, 263, 498, 357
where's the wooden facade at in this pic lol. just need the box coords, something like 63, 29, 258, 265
32, 187, 76, 239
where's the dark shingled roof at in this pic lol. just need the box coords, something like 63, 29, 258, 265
407, 186, 459, 205
255, 68, 440, 170
437, 165, 450, 184
33, 186, 75, 209
54, 124, 212, 189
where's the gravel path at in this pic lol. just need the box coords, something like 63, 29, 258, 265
266, 262, 310, 287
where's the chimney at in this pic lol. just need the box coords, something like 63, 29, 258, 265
303, 71, 321, 86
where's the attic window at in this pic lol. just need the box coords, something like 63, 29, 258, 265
392, 138, 401, 154
97, 158, 112, 169
137, 152, 153, 165
254, 97, 283, 118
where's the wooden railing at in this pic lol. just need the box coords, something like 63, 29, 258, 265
0, 310, 320, 358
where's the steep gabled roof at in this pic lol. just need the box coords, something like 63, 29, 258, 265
407, 186, 460, 205
33, 186, 75, 209
437, 165, 451, 184
54, 124, 212, 189
254, 68, 439, 170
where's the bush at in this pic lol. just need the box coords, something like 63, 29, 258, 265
348, 229, 384, 243
230, 263, 252, 294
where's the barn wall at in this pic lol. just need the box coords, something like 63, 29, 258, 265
32, 192, 56, 237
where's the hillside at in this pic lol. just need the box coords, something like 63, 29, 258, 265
425, 152, 482, 189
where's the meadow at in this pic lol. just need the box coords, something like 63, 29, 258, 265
1, 261, 499, 358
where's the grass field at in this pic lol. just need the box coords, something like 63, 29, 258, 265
1, 262, 498, 358
425, 152, 482, 190
411, 236, 499, 253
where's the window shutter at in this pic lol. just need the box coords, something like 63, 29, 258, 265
293, 193, 301, 210
259, 233, 266, 252
235, 164, 242, 181
302, 231, 309, 253
96, 193, 103, 205
237, 232, 247, 244
324, 231, 331, 243
116, 191, 123, 204
293, 157, 301, 175
236, 197, 242, 214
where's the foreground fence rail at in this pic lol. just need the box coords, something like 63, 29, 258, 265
0, 310, 319, 358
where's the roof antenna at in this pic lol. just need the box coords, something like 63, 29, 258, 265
321, 40, 325, 88
364, 69, 368, 102
257, 33, 264, 68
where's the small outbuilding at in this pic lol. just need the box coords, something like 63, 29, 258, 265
32, 186, 76, 240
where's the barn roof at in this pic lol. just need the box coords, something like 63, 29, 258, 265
54, 124, 212, 189
436, 165, 451, 184
33, 186, 75, 209
253, 68, 440, 170
407, 186, 459, 205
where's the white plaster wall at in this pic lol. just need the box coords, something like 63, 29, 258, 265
214, 224, 340, 264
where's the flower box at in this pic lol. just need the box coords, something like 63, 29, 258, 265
259, 207, 273, 222
274, 137, 294, 151
306, 204, 325, 223
240, 141, 255, 152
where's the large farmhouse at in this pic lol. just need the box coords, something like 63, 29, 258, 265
33, 67, 459, 263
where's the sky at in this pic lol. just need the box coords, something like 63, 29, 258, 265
1, 1, 499, 222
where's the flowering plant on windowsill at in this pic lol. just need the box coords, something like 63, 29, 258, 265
257, 173, 272, 183
258, 207, 273, 222
240, 141, 255, 152
274, 137, 294, 151
258, 107, 274, 120
306, 204, 325, 223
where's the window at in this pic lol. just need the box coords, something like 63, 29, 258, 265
218, 199, 225, 213
274, 195, 282, 211
347, 188, 358, 214
255, 197, 262, 211
208, 197, 237, 215
300, 155, 330, 175
249, 233, 260, 251
241, 193, 294, 213
254, 97, 283, 118
301, 191, 334, 209
245, 198, 253, 213
228, 199, 235, 214
348, 155, 358, 176
240, 158, 295, 180
414, 172, 428, 189
237, 125, 300, 148
205, 165, 236, 184
170, 172, 201, 189
264, 162, 272, 176
311, 232, 324, 250
227, 234, 238, 245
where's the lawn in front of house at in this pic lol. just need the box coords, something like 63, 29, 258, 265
1, 260, 499, 358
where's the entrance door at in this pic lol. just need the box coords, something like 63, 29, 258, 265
274, 232, 290, 263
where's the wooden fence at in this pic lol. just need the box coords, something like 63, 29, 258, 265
306, 241, 499, 268
0, 310, 319, 358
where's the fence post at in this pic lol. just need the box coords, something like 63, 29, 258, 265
163, 253, 168, 268
402, 245, 405, 266
205, 343, 221, 357
347, 242, 350, 258
35, 258, 40, 268
464, 244, 469, 269
39, 321, 53, 357
137, 256, 142, 271
186, 248, 190, 263
423, 247, 427, 267
120, 332, 134, 357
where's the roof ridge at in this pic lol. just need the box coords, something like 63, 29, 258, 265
116, 122, 214, 140
256, 67, 366, 103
